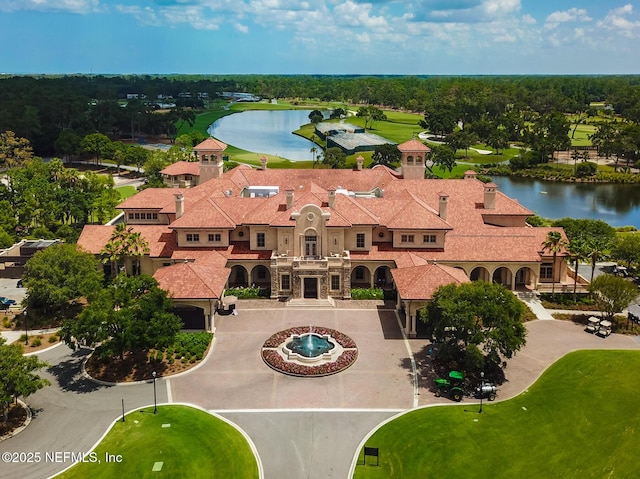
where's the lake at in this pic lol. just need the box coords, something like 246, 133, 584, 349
491, 176, 640, 228
208, 109, 640, 227
208, 109, 321, 161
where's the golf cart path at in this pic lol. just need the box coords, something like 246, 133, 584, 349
497, 319, 640, 401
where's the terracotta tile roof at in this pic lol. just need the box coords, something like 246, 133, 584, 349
170, 198, 236, 229
118, 187, 185, 210
194, 137, 228, 151
77, 225, 115, 254
224, 167, 399, 193
154, 262, 230, 299
160, 161, 200, 176
391, 263, 470, 300
397, 138, 431, 152
170, 248, 228, 265
77, 225, 176, 258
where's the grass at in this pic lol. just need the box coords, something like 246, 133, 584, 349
115, 185, 137, 200
57, 405, 259, 479
354, 350, 640, 479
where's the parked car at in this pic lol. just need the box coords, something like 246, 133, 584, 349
0, 296, 16, 305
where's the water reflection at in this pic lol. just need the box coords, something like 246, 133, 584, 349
208, 109, 324, 161
491, 177, 640, 227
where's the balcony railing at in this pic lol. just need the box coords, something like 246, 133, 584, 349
271, 251, 350, 269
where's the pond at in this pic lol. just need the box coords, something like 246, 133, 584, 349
208, 109, 323, 161
490, 176, 640, 228
207, 110, 640, 227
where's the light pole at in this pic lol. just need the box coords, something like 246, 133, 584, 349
479, 371, 484, 414
24, 309, 28, 345
152, 371, 157, 414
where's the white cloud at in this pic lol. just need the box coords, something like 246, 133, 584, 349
545, 7, 591, 30
334, 1, 388, 29
596, 4, 640, 38
0, 0, 100, 13
234, 22, 248, 33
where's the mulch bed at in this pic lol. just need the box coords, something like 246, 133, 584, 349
85, 345, 210, 383
11, 332, 61, 353
0, 403, 28, 438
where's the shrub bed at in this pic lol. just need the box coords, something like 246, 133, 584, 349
351, 288, 384, 300
225, 287, 270, 299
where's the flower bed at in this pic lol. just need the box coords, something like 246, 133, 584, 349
262, 326, 358, 377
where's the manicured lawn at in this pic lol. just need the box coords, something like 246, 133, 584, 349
354, 350, 640, 479
115, 185, 137, 200
57, 405, 259, 479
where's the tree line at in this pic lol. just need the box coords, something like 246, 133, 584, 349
1, 74, 640, 158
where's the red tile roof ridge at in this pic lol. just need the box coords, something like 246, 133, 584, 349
160, 161, 200, 176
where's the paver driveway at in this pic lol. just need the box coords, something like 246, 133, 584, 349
171, 306, 415, 410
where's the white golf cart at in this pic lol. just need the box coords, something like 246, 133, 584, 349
596, 319, 612, 337
586, 316, 600, 334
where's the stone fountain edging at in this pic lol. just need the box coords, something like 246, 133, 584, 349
261, 326, 358, 377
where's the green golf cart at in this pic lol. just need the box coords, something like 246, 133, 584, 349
434, 370, 465, 402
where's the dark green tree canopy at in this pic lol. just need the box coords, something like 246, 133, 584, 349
371, 143, 401, 167
588, 274, 639, 320
321, 147, 347, 169
62, 273, 182, 360
423, 281, 527, 374
0, 337, 50, 424
23, 243, 104, 314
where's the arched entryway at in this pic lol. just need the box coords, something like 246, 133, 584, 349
351, 265, 371, 288
374, 266, 391, 288
515, 267, 536, 290
492, 267, 513, 289
229, 265, 248, 287
251, 264, 271, 288
470, 266, 490, 282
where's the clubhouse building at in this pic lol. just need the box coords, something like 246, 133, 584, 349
78, 137, 569, 336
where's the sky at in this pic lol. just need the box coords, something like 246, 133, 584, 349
1, 0, 639, 75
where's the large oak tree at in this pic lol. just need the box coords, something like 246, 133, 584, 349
422, 281, 527, 377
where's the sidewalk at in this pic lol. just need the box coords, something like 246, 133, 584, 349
518, 295, 555, 320
0, 327, 59, 344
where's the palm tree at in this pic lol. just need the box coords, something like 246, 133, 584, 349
586, 239, 609, 284
126, 231, 149, 276
541, 231, 568, 298
101, 224, 149, 277
101, 240, 123, 278
567, 238, 588, 302
310, 146, 318, 168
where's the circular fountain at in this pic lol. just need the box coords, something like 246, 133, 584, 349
283, 333, 337, 363
261, 326, 358, 377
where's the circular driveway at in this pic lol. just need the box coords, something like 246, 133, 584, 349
171, 307, 413, 410
2, 303, 639, 479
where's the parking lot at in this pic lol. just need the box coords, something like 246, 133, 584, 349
0, 277, 25, 312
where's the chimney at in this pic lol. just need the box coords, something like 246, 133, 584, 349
175, 193, 184, 219
438, 192, 449, 221
484, 183, 497, 210
260, 155, 267, 170
286, 188, 294, 210
328, 188, 336, 208
356, 155, 364, 171
464, 170, 478, 180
